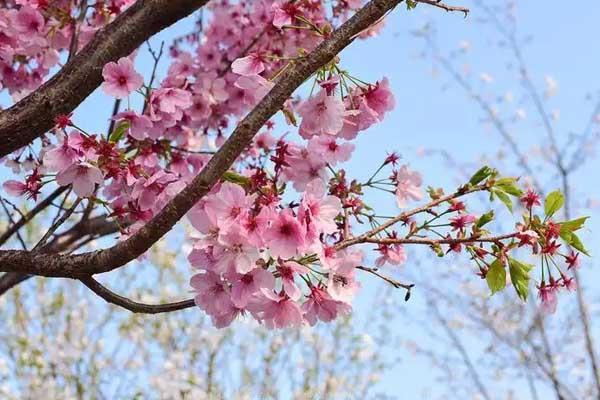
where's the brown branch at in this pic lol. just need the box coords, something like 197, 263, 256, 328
356, 265, 414, 291
335, 184, 486, 250
363, 232, 518, 246
0, 0, 405, 278
0, 0, 210, 158
33, 198, 82, 251
414, 0, 469, 16
0, 214, 122, 296
80, 276, 195, 314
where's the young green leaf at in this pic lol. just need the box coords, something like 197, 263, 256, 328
544, 190, 564, 218
109, 121, 130, 143
559, 216, 589, 236
493, 189, 513, 212
509, 258, 533, 301
469, 166, 494, 185
494, 178, 523, 197
476, 210, 494, 229
565, 232, 590, 256
486, 259, 506, 295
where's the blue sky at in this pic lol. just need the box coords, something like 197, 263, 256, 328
2, 1, 600, 398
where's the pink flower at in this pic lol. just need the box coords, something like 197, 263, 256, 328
3, 180, 29, 197
263, 209, 306, 258
516, 225, 539, 247
151, 87, 192, 114
520, 189, 541, 209
537, 282, 558, 314
363, 78, 395, 120
565, 251, 580, 270
277, 261, 309, 301
190, 272, 236, 319
395, 165, 422, 208
131, 170, 177, 211
231, 52, 266, 76
375, 243, 407, 267
213, 231, 260, 275
298, 179, 342, 236
234, 75, 274, 107
257, 290, 304, 329
13, 6, 44, 36
43, 132, 83, 171
112, 111, 153, 140
203, 182, 254, 229
188, 244, 218, 271
302, 285, 351, 326
327, 267, 360, 304
449, 214, 477, 231
298, 90, 346, 138
561, 274, 577, 292
230, 268, 275, 308
56, 162, 103, 197
271, 2, 300, 28
101, 57, 144, 99
307, 136, 354, 166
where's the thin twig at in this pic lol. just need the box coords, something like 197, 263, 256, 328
0, 198, 27, 250
415, 0, 469, 16
0, 187, 68, 246
80, 276, 195, 314
33, 198, 82, 251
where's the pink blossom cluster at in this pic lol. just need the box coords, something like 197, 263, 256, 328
0, 0, 134, 98
2, 1, 406, 329
2, 0, 584, 328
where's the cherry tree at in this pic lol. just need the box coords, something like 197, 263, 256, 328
0, 0, 590, 347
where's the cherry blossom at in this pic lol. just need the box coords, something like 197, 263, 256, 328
394, 164, 423, 208
101, 57, 144, 99
56, 162, 103, 197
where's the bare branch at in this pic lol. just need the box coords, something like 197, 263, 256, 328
414, 0, 469, 16
0, 187, 68, 247
80, 276, 195, 314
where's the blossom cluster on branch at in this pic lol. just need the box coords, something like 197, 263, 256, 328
0, 0, 589, 329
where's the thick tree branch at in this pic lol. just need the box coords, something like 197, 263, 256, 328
0, 0, 405, 278
0, 214, 122, 295
0, 0, 209, 157
80, 276, 195, 314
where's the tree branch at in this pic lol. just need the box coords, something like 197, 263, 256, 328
0, 0, 405, 278
80, 276, 195, 314
0, 0, 210, 157
0, 214, 122, 296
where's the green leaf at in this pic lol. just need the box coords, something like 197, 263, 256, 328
566, 232, 590, 256
222, 171, 251, 187
476, 210, 494, 229
469, 166, 494, 185
494, 178, 523, 197
494, 189, 513, 212
508, 258, 533, 301
406, 0, 418, 9
109, 121, 130, 143
559, 216, 589, 237
544, 190, 564, 218
486, 259, 506, 294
